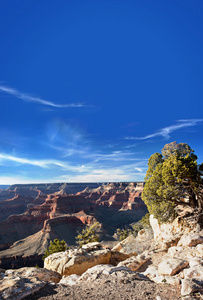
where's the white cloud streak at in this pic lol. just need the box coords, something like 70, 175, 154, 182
125, 119, 203, 140
0, 85, 89, 108
0, 153, 82, 172
59, 169, 132, 183
0, 176, 51, 185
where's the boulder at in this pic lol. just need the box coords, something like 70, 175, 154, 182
181, 279, 203, 296
78, 264, 114, 282
109, 251, 132, 265
184, 264, 203, 279
150, 215, 186, 248
158, 257, 188, 276
59, 274, 80, 285
112, 229, 154, 256
189, 257, 203, 268
81, 242, 101, 251
143, 266, 158, 279
78, 264, 149, 282
0, 267, 61, 300
167, 246, 194, 259
62, 249, 111, 276
196, 244, 203, 257
44, 245, 111, 276
117, 252, 150, 271
4, 267, 61, 283
0, 276, 45, 300
177, 233, 203, 247
57, 264, 149, 286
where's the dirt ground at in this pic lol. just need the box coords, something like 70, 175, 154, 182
24, 278, 184, 300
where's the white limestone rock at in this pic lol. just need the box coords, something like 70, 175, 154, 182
196, 244, 203, 257
4, 267, 61, 283
149, 215, 185, 248
0, 276, 45, 300
44, 245, 111, 276
184, 264, 203, 279
181, 278, 203, 296
177, 233, 203, 247
77, 264, 149, 282
117, 252, 150, 271
151, 274, 180, 285
81, 242, 101, 251
158, 257, 188, 276
112, 229, 154, 255
143, 266, 158, 279
0, 267, 61, 300
59, 274, 80, 285
189, 257, 203, 268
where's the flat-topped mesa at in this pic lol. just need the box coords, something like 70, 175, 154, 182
42, 212, 96, 233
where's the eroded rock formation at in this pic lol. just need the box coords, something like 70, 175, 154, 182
0, 182, 147, 270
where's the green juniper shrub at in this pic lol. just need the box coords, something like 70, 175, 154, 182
140, 213, 151, 228
116, 213, 151, 241
116, 227, 133, 241
43, 239, 67, 261
142, 142, 203, 224
75, 222, 100, 247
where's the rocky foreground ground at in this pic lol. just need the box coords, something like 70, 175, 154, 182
24, 276, 182, 300
1, 212, 203, 300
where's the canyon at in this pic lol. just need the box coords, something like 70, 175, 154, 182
0, 182, 147, 269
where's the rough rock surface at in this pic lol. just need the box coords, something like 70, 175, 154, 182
23, 264, 182, 300
0, 267, 61, 300
181, 279, 203, 296
117, 252, 150, 271
1, 211, 203, 299
44, 242, 112, 275
112, 228, 154, 255
141, 215, 203, 297
177, 233, 203, 247
158, 257, 189, 276
150, 214, 187, 248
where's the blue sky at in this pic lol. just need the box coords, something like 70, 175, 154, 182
0, 0, 203, 184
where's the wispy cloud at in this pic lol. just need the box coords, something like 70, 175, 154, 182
125, 119, 203, 140
0, 149, 148, 184
0, 176, 52, 185
0, 153, 82, 172
59, 169, 132, 182
58, 162, 147, 182
0, 85, 89, 108
90, 151, 143, 162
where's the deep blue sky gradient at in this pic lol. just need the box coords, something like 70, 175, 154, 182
0, 0, 203, 184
